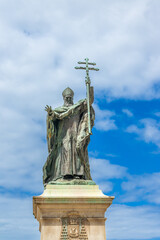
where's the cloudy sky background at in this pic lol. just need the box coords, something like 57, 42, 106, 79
0, 0, 160, 239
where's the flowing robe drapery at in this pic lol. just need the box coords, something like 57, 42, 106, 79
43, 99, 95, 184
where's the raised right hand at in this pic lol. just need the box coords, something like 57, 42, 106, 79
45, 105, 52, 114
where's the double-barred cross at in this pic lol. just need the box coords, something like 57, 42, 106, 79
75, 58, 99, 134
75, 58, 99, 84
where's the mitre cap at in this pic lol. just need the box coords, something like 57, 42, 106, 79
62, 87, 74, 97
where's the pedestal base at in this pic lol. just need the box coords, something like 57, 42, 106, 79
33, 185, 114, 240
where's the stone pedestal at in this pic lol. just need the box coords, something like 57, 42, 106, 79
33, 184, 114, 240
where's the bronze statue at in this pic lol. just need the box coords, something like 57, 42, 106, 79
43, 58, 99, 185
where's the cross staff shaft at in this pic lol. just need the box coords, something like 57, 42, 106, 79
75, 58, 99, 135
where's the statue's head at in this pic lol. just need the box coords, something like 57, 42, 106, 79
62, 87, 74, 107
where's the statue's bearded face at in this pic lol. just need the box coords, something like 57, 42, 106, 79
63, 95, 73, 107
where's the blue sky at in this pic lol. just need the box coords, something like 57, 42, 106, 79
0, 0, 160, 239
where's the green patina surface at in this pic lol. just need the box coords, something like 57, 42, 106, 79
43, 60, 99, 186
43, 89, 95, 186
47, 179, 96, 185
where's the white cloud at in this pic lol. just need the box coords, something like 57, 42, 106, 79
106, 204, 160, 239
90, 157, 160, 205
90, 158, 127, 193
122, 109, 133, 117
0, 0, 160, 100
94, 104, 117, 131
0, 195, 39, 240
90, 158, 127, 181
0, 1, 160, 239
154, 112, 160, 117
0, 106, 45, 193
126, 118, 160, 148
0, 0, 159, 193
106, 153, 117, 158
99, 181, 114, 193
1, 0, 159, 197
120, 172, 160, 204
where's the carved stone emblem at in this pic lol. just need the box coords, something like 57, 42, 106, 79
60, 214, 88, 240
68, 218, 79, 238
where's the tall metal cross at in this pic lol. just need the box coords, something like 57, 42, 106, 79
75, 58, 99, 135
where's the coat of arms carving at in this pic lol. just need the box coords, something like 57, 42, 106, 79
60, 214, 88, 240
